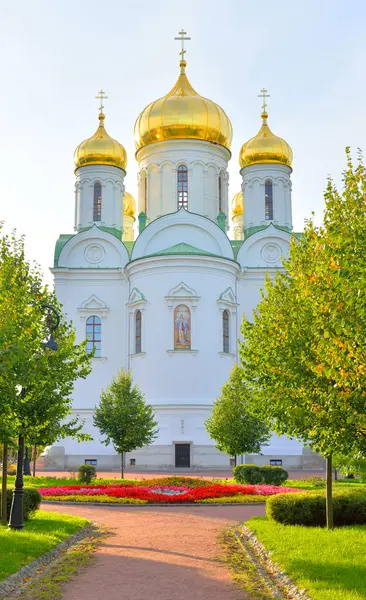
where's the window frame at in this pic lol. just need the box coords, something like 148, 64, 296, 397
135, 309, 142, 354
223, 309, 230, 354
93, 181, 102, 221
86, 315, 102, 357
177, 165, 188, 210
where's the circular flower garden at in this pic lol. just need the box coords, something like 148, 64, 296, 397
39, 477, 300, 505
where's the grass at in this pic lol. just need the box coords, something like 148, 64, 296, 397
246, 516, 366, 600
0, 510, 89, 582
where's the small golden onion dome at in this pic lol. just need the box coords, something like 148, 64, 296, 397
134, 60, 233, 152
239, 110, 293, 168
74, 112, 127, 172
232, 191, 244, 217
124, 191, 136, 218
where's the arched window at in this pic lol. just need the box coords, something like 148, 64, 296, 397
177, 165, 188, 210
93, 182, 102, 221
135, 310, 142, 354
265, 180, 273, 220
86, 315, 101, 357
174, 304, 191, 350
218, 174, 223, 213
223, 310, 229, 353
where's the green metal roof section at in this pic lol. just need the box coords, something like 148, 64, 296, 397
244, 223, 292, 240
230, 240, 244, 258
123, 241, 135, 256
54, 234, 74, 267
78, 225, 122, 241
151, 242, 216, 256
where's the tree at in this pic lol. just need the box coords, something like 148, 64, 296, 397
239, 150, 366, 528
0, 226, 93, 526
205, 365, 270, 466
94, 369, 159, 477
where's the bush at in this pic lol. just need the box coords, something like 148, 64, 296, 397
233, 464, 288, 486
233, 464, 263, 484
1, 487, 41, 520
260, 466, 288, 486
7, 466, 16, 476
78, 465, 96, 484
266, 491, 366, 526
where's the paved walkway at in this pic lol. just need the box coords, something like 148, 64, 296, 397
43, 503, 266, 600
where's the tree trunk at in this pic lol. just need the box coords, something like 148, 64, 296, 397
1, 443, 8, 522
32, 446, 37, 477
9, 433, 25, 529
326, 455, 334, 530
121, 452, 124, 479
234, 455, 237, 467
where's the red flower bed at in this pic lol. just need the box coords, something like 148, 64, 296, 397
39, 483, 300, 503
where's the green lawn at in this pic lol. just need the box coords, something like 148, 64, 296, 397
0, 510, 89, 581
246, 516, 366, 600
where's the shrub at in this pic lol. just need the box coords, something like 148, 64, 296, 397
267, 491, 366, 527
1, 487, 41, 520
260, 466, 288, 486
308, 475, 326, 487
233, 464, 263, 484
7, 466, 16, 476
78, 464, 96, 484
233, 464, 288, 486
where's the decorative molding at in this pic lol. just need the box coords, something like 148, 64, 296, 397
166, 349, 199, 356
218, 352, 237, 358
77, 294, 110, 320
84, 243, 105, 264
129, 352, 146, 359
165, 281, 200, 311
127, 287, 147, 309
217, 287, 238, 310
261, 242, 281, 263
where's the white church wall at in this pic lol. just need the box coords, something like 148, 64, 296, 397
57, 226, 130, 269
75, 165, 125, 232
241, 163, 292, 230
136, 139, 230, 223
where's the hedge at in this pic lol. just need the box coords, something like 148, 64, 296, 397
266, 491, 366, 526
78, 464, 96, 484
233, 464, 288, 486
1, 487, 42, 520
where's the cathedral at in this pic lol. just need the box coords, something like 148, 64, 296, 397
45, 33, 323, 471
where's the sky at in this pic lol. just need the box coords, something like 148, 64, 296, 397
1, 0, 365, 283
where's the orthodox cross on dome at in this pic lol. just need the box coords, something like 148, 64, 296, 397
174, 29, 191, 62
258, 88, 270, 113
95, 89, 108, 114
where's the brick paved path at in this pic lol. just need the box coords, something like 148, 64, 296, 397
43, 503, 266, 600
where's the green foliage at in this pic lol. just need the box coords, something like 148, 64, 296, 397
205, 365, 270, 458
333, 454, 366, 481
233, 464, 288, 485
246, 516, 366, 600
0, 226, 93, 448
93, 369, 159, 457
77, 465, 96, 484
1, 487, 41, 521
233, 464, 263, 484
266, 490, 366, 526
239, 151, 366, 460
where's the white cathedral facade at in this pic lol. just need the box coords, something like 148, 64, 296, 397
45, 40, 323, 471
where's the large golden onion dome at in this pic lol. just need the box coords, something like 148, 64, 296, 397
123, 191, 136, 218
239, 109, 293, 169
134, 59, 233, 152
232, 191, 244, 217
74, 111, 127, 172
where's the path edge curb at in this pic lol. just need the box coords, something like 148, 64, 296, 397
41, 500, 266, 508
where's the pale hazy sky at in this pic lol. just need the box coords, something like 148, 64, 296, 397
1, 0, 365, 283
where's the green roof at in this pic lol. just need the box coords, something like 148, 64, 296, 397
53, 225, 123, 267
230, 240, 244, 258
244, 223, 292, 240
123, 241, 135, 256
54, 234, 74, 267
153, 242, 215, 256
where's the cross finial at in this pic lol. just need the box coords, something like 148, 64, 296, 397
258, 88, 270, 113
95, 89, 108, 115
174, 29, 191, 62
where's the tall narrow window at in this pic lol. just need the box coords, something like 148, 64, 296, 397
177, 165, 188, 209
218, 174, 223, 213
223, 310, 229, 353
144, 173, 147, 214
135, 310, 142, 354
265, 180, 273, 220
93, 182, 102, 221
86, 315, 101, 357
174, 304, 191, 350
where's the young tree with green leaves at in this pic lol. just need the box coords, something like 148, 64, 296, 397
205, 364, 270, 466
94, 369, 159, 477
239, 150, 366, 528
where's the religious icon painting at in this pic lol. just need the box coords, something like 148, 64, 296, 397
174, 304, 191, 350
